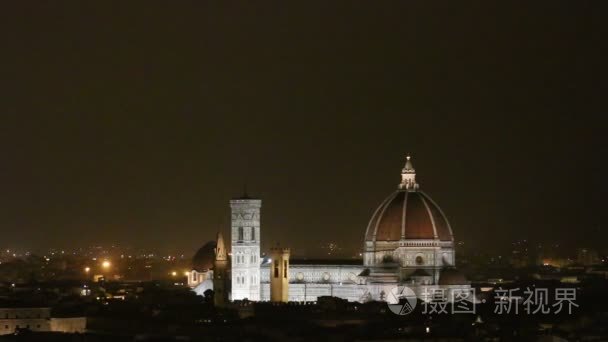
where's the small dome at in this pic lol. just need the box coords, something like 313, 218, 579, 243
438, 268, 467, 286
192, 241, 216, 271
365, 190, 453, 242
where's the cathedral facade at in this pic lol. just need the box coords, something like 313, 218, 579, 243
191, 156, 466, 303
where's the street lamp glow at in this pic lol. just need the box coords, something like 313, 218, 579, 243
171, 271, 177, 276
102, 260, 111, 269
84, 267, 91, 273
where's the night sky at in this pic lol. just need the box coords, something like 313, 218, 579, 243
1, 2, 606, 256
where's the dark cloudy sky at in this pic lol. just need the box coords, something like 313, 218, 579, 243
0, 1, 606, 256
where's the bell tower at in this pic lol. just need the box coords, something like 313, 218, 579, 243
230, 195, 261, 301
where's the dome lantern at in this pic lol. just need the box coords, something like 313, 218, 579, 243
399, 155, 419, 190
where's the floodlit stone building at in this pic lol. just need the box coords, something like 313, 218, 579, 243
0, 307, 86, 335
192, 156, 467, 303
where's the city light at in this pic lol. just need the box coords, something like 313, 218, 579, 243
102, 260, 111, 269
171, 271, 177, 276
84, 267, 91, 273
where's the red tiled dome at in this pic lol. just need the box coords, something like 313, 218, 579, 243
365, 190, 453, 242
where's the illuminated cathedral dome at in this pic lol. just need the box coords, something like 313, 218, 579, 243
364, 156, 453, 243
364, 190, 453, 242
192, 241, 217, 271
363, 156, 456, 271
